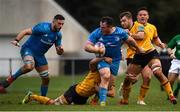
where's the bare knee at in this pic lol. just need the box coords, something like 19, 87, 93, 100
24, 64, 34, 72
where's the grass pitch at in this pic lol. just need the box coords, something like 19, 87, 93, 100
0, 74, 180, 111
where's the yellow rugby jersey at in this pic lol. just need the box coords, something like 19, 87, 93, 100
75, 71, 100, 97
126, 21, 158, 58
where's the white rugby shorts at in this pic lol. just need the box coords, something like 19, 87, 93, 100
168, 59, 180, 74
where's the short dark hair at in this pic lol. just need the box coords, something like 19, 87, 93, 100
137, 7, 149, 14
54, 14, 65, 20
100, 16, 114, 26
119, 11, 133, 19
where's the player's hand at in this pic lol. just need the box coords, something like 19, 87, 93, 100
169, 53, 176, 59
11, 40, 20, 47
98, 46, 105, 55
104, 57, 112, 64
56, 46, 64, 55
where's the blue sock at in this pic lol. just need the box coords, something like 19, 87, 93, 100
41, 85, 48, 96
99, 87, 107, 102
12, 68, 23, 79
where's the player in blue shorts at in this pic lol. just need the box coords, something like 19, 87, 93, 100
0, 14, 65, 96
84, 16, 144, 106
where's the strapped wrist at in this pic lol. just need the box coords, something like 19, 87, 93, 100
14, 38, 19, 42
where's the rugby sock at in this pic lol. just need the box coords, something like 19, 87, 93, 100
138, 85, 149, 101
122, 86, 131, 102
99, 87, 107, 103
31, 94, 51, 104
41, 85, 48, 96
162, 81, 174, 96
12, 68, 23, 80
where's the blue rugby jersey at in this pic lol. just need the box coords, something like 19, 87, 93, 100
22, 22, 62, 55
88, 27, 128, 61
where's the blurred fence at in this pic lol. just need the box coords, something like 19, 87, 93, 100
0, 57, 91, 80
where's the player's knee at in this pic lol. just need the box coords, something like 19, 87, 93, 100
126, 73, 138, 83
151, 63, 162, 75
24, 64, 34, 72
103, 74, 110, 81
23, 59, 34, 71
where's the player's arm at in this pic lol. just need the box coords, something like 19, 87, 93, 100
130, 25, 145, 40
125, 36, 145, 54
84, 41, 100, 54
130, 31, 144, 40
167, 37, 176, 58
55, 32, 64, 55
11, 28, 32, 47
152, 36, 166, 49
89, 57, 112, 72
167, 48, 175, 59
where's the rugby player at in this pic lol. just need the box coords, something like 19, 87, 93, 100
0, 14, 65, 96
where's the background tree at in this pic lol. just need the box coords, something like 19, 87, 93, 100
56, 0, 180, 42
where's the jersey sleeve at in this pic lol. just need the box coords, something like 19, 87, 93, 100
168, 35, 178, 49
87, 28, 99, 44
55, 32, 62, 46
32, 23, 46, 35
122, 31, 129, 41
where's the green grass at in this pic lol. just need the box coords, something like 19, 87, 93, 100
0, 74, 180, 111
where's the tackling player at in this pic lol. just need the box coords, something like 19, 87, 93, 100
0, 14, 65, 96
21, 57, 116, 105
119, 7, 177, 105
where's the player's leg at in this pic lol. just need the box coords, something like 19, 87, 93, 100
168, 59, 180, 98
89, 93, 99, 105
35, 65, 49, 96
54, 95, 69, 105
22, 91, 54, 105
120, 63, 142, 104
168, 72, 178, 98
174, 75, 180, 98
137, 66, 152, 105
34, 54, 49, 96
149, 59, 177, 104
98, 67, 111, 106
0, 47, 35, 89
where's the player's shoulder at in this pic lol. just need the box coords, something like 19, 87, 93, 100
114, 26, 126, 34
146, 22, 157, 29
174, 34, 180, 39
36, 22, 50, 26
34, 22, 51, 30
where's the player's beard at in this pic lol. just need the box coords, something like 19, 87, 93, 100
54, 26, 61, 32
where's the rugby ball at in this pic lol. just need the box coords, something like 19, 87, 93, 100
94, 42, 105, 57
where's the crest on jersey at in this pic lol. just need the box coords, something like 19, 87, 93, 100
115, 36, 120, 41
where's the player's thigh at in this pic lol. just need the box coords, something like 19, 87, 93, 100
148, 58, 161, 70
34, 55, 48, 68
141, 65, 152, 79
98, 60, 111, 78
20, 47, 35, 67
127, 63, 142, 76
